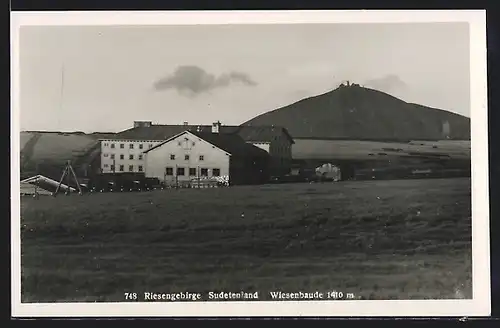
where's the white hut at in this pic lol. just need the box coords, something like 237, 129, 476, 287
315, 163, 341, 181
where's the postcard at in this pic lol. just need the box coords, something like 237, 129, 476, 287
10, 9, 490, 317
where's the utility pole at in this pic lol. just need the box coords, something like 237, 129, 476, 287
60, 64, 65, 112
175, 164, 179, 189
33, 176, 39, 199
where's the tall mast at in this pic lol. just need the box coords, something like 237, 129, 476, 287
59, 64, 65, 113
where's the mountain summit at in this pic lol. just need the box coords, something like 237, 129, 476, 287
243, 83, 470, 140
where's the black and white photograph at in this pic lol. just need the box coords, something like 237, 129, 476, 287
11, 10, 490, 317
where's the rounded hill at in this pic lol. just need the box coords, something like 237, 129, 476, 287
243, 84, 470, 140
20, 131, 116, 179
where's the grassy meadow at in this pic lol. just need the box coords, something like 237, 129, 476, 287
20, 132, 98, 162
20, 178, 472, 302
292, 139, 471, 161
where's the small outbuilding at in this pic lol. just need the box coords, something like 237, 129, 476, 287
315, 163, 342, 181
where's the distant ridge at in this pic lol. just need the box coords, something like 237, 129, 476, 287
243, 83, 470, 140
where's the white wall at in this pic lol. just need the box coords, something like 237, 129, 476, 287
249, 142, 270, 153
249, 135, 292, 164
100, 140, 163, 173
144, 132, 230, 184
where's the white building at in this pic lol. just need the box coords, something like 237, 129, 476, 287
143, 129, 270, 186
99, 139, 163, 174
114, 121, 295, 176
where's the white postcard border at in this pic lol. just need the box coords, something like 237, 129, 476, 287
10, 10, 490, 317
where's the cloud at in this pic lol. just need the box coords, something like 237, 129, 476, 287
153, 65, 257, 97
363, 75, 407, 93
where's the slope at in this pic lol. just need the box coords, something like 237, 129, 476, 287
243, 84, 470, 140
19, 131, 116, 180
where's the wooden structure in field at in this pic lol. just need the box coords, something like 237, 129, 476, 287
53, 161, 83, 195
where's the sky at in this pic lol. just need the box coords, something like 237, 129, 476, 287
18, 22, 470, 133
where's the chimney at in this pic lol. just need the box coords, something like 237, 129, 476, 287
183, 121, 188, 126
134, 121, 152, 128
212, 121, 221, 133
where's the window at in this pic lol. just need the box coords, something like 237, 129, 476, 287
119, 165, 124, 172
103, 153, 108, 157
129, 165, 134, 172
110, 165, 115, 171
120, 143, 124, 149
138, 165, 143, 172
189, 168, 197, 176
104, 164, 109, 168
212, 168, 221, 176
110, 154, 115, 159
200, 168, 208, 176
176, 167, 185, 176
120, 154, 124, 160
129, 144, 134, 149
111, 143, 115, 149
199, 155, 204, 161
129, 154, 134, 160
166, 167, 173, 176
149, 144, 153, 148
138, 154, 143, 160
139, 144, 143, 149
185, 154, 190, 160
170, 154, 176, 160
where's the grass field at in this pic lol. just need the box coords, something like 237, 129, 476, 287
20, 132, 471, 178
20, 178, 472, 302
292, 139, 471, 160
21, 132, 98, 162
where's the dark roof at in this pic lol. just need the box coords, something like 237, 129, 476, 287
144, 130, 270, 158
113, 124, 295, 144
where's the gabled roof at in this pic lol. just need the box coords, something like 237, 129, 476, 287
237, 125, 295, 144
192, 131, 269, 158
144, 130, 269, 158
113, 124, 295, 144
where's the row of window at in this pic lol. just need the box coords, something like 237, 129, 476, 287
103, 154, 144, 160
103, 141, 289, 151
166, 167, 220, 177
103, 142, 154, 149
104, 164, 144, 172
102, 154, 207, 161
170, 154, 204, 161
